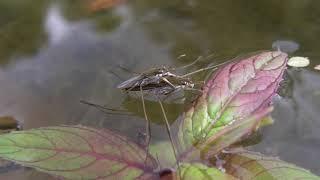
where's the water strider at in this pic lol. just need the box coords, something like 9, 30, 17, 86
116, 56, 231, 98
81, 56, 232, 153
116, 66, 196, 96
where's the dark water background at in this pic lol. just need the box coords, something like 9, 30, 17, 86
0, 0, 320, 179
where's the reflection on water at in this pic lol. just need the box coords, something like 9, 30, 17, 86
0, 1, 176, 128
0, 0, 46, 64
0, 0, 320, 178
272, 40, 300, 53
46, 5, 73, 45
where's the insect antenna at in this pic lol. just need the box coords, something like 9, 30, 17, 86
174, 52, 218, 72
174, 56, 203, 71
180, 58, 235, 78
158, 99, 181, 177
182, 52, 251, 78
108, 70, 125, 81
181, 66, 218, 77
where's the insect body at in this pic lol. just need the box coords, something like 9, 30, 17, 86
117, 66, 195, 95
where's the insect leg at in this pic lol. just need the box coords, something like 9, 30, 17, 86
116, 64, 139, 75
184, 87, 202, 93
158, 99, 181, 177
80, 100, 133, 116
194, 80, 205, 85
160, 77, 176, 89
108, 70, 126, 81
139, 85, 151, 163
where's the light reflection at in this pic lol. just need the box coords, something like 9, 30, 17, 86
45, 5, 72, 45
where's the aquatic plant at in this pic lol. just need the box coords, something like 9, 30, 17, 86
0, 51, 318, 179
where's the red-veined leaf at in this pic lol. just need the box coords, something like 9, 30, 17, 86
177, 51, 288, 158
174, 108, 274, 165
222, 150, 320, 180
0, 125, 158, 179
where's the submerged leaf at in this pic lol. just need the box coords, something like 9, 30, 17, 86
178, 51, 288, 156
0, 125, 157, 179
222, 151, 320, 180
149, 142, 176, 168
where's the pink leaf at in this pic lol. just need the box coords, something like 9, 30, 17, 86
178, 51, 288, 158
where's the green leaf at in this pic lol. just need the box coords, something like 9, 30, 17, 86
199, 107, 273, 159
0, 125, 158, 179
222, 151, 320, 180
176, 163, 237, 180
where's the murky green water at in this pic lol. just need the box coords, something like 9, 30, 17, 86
0, 0, 319, 179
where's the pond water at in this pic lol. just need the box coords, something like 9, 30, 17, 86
0, 0, 320, 179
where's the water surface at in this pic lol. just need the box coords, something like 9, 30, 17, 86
0, 0, 319, 178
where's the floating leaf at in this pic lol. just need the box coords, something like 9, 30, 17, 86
0, 125, 157, 179
222, 151, 320, 180
178, 51, 288, 156
287, 57, 310, 67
